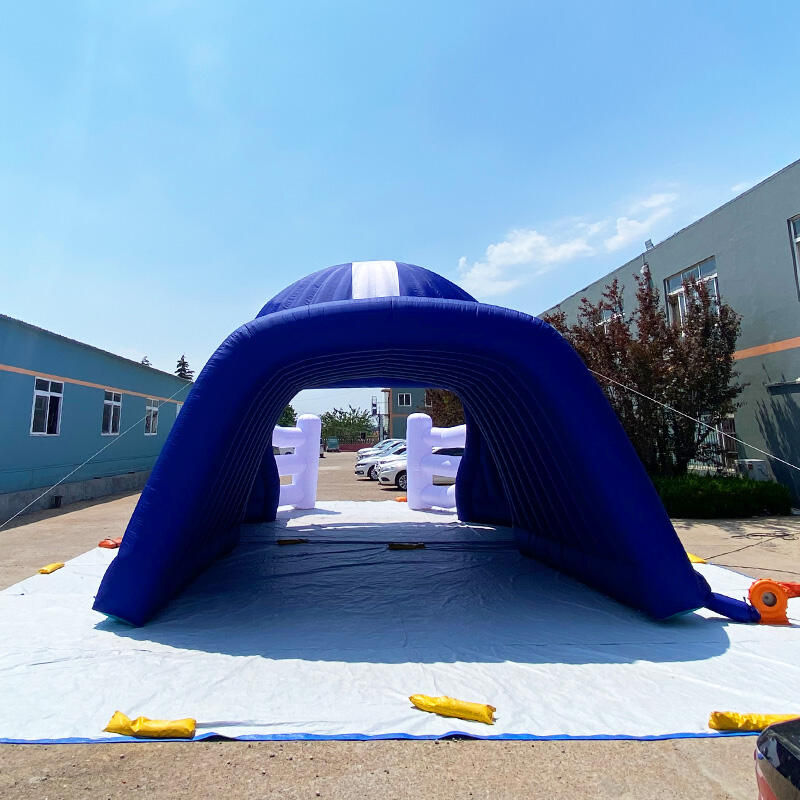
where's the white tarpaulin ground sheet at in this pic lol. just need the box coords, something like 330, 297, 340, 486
1, 500, 798, 743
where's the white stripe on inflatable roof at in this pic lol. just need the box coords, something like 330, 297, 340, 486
351, 261, 400, 299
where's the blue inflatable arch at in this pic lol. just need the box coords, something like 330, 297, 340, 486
94, 262, 756, 626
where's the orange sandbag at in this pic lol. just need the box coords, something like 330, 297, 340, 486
98, 537, 123, 549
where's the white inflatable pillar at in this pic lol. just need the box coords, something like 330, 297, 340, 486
406, 413, 466, 510
273, 414, 322, 509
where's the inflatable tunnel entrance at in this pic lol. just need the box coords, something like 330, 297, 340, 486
94, 262, 736, 626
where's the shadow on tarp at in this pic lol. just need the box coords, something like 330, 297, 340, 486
97, 519, 732, 666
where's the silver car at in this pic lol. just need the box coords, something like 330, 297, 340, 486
356, 438, 404, 457
376, 456, 409, 490
354, 442, 407, 480
376, 447, 464, 490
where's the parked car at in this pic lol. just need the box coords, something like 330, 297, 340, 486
376, 447, 464, 490
755, 717, 800, 800
356, 438, 404, 457
354, 442, 407, 480
376, 456, 408, 490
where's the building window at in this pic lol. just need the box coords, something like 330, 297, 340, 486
144, 398, 159, 435
30, 378, 63, 436
424, 390, 433, 407
101, 391, 122, 435
397, 393, 411, 407
665, 256, 718, 327
791, 217, 800, 288
596, 307, 623, 332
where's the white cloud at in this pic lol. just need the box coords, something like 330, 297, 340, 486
603, 192, 676, 253
458, 191, 678, 298
457, 256, 525, 296
458, 228, 595, 297
627, 192, 678, 214
485, 228, 594, 269
575, 220, 608, 237
730, 178, 765, 195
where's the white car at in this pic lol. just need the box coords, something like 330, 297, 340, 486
376, 456, 409, 490
376, 447, 464, 491
354, 442, 407, 480
356, 438, 404, 457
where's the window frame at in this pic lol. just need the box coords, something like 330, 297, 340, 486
595, 307, 624, 332
424, 390, 433, 407
397, 392, 412, 408
144, 398, 160, 436
101, 390, 123, 436
30, 377, 64, 436
790, 216, 800, 301
665, 256, 719, 328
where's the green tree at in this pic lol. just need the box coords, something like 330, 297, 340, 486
542, 266, 742, 476
320, 405, 375, 440
175, 354, 194, 380
278, 404, 297, 427
427, 389, 465, 428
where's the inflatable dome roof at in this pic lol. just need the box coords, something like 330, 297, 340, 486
258, 260, 476, 317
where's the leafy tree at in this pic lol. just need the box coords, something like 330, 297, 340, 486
542, 266, 742, 476
278, 404, 297, 427
140, 356, 152, 366
175, 354, 194, 380
427, 389, 465, 428
320, 405, 375, 440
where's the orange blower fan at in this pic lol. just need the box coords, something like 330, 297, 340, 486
748, 579, 800, 625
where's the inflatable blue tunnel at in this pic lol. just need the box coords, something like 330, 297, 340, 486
94, 261, 757, 626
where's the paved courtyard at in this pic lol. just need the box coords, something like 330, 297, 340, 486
1, 451, 798, 799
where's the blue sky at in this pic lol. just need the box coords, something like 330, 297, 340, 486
2, 1, 798, 415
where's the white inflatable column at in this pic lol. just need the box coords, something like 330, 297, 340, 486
273, 414, 321, 509
406, 413, 466, 510
406, 413, 432, 510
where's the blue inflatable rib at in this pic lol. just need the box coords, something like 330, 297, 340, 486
93, 261, 754, 625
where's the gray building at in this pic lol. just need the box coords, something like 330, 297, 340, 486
543, 158, 800, 498
383, 387, 432, 438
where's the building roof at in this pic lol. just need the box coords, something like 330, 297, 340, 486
0, 314, 191, 384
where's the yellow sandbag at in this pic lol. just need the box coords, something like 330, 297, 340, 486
708, 711, 799, 732
104, 710, 196, 739
409, 694, 495, 725
687, 553, 706, 563
38, 562, 64, 574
